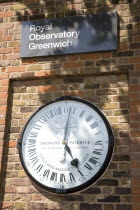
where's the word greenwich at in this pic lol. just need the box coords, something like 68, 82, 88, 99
20, 12, 117, 58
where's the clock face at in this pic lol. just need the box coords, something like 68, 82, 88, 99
19, 96, 114, 194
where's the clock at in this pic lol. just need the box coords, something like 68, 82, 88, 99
18, 96, 114, 194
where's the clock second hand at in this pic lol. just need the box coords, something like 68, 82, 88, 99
65, 144, 79, 168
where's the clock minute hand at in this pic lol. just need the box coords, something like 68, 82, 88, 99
60, 107, 71, 162
65, 144, 73, 159
63, 106, 71, 143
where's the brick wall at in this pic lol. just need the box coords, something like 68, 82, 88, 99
0, 0, 140, 210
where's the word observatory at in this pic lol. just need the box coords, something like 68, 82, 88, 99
29, 23, 80, 50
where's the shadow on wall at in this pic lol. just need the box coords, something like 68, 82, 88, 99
0, 0, 139, 209
20, 12, 117, 58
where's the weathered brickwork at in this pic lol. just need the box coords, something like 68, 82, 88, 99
0, 0, 140, 209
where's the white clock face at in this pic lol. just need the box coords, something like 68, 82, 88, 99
19, 97, 114, 194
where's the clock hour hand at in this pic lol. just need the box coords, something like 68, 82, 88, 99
65, 144, 79, 168
65, 144, 73, 159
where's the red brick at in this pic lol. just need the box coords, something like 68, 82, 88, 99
129, 92, 140, 99
69, 55, 79, 61
0, 86, 8, 92
2, 54, 20, 60
0, 11, 13, 18
5, 186, 16, 193
64, 90, 84, 96
130, 114, 140, 121
129, 99, 140, 107
133, 205, 140, 210
9, 141, 17, 148
129, 30, 140, 36
129, 85, 140, 92
0, 92, 8, 99
134, 35, 140, 42
21, 72, 35, 78
119, 131, 129, 137
0, 23, 14, 29
1, 79, 9, 86
130, 122, 140, 129
132, 186, 140, 194
63, 61, 84, 69
0, 35, 12, 42
0, 99, 7, 105
119, 44, 129, 51
35, 70, 57, 77
135, 64, 140, 70
129, 71, 140, 77
102, 52, 112, 59
129, 56, 140, 63
13, 178, 29, 186
0, 119, 5, 125
80, 53, 100, 60
7, 66, 25, 73
0, 30, 3, 36
71, 4, 81, 10
116, 137, 129, 145
2, 202, 14, 209
133, 195, 140, 203
131, 161, 140, 169
130, 107, 140, 113
13, 47, 20, 53
132, 177, 140, 186
0, 48, 12, 54
130, 130, 140, 137
21, 58, 37, 65
130, 137, 139, 144
38, 85, 57, 92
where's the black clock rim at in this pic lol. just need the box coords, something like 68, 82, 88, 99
18, 96, 114, 194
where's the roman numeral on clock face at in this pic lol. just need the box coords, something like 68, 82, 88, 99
78, 170, 84, 176
60, 174, 66, 182
79, 110, 85, 117
29, 132, 38, 138
93, 149, 102, 155
31, 156, 39, 165
33, 124, 42, 130
95, 141, 102, 145
50, 172, 57, 182
28, 139, 36, 147
36, 164, 43, 173
43, 169, 50, 178
85, 115, 93, 123
28, 148, 36, 157
46, 110, 54, 119
89, 157, 98, 165
69, 173, 76, 182
39, 116, 47, 124
53, 107, 62, 116
84, 163, 92, 170
90, 122, 99, 129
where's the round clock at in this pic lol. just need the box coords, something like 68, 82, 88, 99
18, 96, 114, 194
